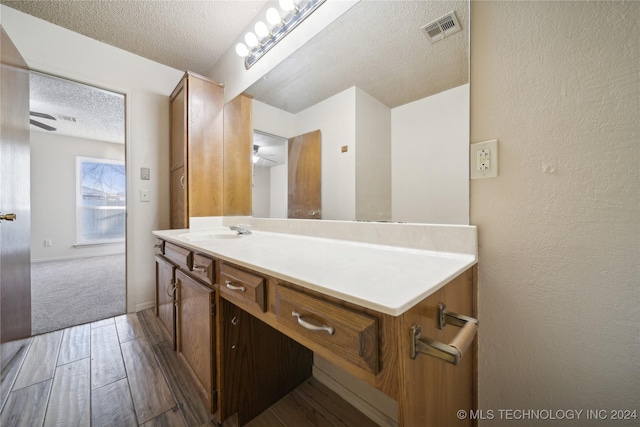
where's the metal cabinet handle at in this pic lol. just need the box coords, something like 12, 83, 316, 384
180, 174, 185, 189
225, 280, 245, 292
292, 311, 334, 335
192, 265, 207, 273
166, 280, 177, 305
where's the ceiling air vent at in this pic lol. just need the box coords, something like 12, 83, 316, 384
421, 11, 461, 43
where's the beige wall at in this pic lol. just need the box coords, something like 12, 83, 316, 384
471, 1, 639, 424
31, 132, 125, 261
1, 6, 184, 311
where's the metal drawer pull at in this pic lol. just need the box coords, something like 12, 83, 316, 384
410, 302, 478, 365
192, 265, 207, 273
225, 280, 245, 292
292, 311, 334, 335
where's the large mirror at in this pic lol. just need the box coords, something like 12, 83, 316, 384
245, 0, 469, 225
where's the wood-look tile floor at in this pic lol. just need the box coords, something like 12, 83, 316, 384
0, 309, 379, 427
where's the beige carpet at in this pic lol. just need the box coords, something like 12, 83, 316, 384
30, 254, 126, 335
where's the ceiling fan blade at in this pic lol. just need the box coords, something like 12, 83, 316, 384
30, 119, 57, 131
30, 111, 57, 120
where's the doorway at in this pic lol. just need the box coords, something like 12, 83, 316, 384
29, 71, 127, 334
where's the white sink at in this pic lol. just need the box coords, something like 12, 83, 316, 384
178, 231, 241, 241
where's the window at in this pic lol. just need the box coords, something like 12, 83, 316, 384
76, 157, 126, 244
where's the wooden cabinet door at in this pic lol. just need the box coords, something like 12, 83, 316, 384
170, 77, 187, 229
223, 94, 252, 215
155, 256, 176, 349
176, 270, 216, 413
170, 166, 187, 229
186, 74, 224, 218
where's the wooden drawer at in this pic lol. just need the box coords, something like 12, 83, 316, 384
275, 285, 379, 374
164, 242, 191, 270
190, 253, 214, 287
219, 264, 265, 312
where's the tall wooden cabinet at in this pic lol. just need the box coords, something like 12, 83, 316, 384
170, 72, 224, 229
169, 72, 253, 228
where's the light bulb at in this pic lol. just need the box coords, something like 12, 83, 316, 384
244, 32, 259, 48
255, 21, 269, 39
266, 7, 282, 26
235, 43, 249, 57
279, 0, 295, 12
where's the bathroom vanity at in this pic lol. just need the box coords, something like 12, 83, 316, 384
153, 219, 478, 426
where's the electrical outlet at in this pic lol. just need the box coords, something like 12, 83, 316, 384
471, 140, 498, 179
44, 239, 52, 247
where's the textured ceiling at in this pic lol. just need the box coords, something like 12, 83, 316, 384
30, 72, 125, 143
1, 0, 268, 76
246, 0, 469, 113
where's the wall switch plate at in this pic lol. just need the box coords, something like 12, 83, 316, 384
44, 239, 52, 247
470, 139, 498, 179
140, 189, 150, 202
140, 167, 150, 180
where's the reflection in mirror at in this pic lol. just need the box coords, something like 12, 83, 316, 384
247, 0, 470, 225
252, 130, 287, 218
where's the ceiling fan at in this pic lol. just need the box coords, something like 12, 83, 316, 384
253, 144, 276, 163
30, 111, 57, 131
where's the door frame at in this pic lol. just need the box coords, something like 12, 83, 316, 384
29, 67, 133, 313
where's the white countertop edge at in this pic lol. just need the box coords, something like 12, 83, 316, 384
153, 224, 478, 316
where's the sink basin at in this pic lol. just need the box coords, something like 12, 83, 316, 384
179, 232, 241, 241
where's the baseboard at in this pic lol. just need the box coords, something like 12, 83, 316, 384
135, 301, 155, 312
312, 365, 398, 427
31, 252, 125, 263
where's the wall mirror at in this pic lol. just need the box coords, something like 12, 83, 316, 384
244, 0, 470, 225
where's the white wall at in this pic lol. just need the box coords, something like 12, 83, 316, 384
295, 87, 357, 220
1, 6, 184, 311
30, 132, 125, 261
252, 165, 270, 218
355, 87, 391, 222
392, 84, 469, 224
471, 2, 639, 424
270, 164, 288, 219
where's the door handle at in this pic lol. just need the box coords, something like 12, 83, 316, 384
0, 213, 16, 222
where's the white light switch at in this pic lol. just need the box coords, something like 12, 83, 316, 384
471, 140, 498, 179
140, 189, 150, 202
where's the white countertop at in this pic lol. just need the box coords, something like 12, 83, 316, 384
153, 221, 477, 316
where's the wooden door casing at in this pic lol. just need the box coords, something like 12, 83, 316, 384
288, 130, 321, 219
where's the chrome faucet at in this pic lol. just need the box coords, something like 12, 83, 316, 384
229, 225, 252, 235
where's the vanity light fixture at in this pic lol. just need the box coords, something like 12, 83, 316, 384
235, 0, 326, 69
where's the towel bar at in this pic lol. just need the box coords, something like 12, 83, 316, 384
410, 302, 478, 365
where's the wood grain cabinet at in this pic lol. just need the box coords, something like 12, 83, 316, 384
155, 242, 477, 426
169, 72, 224, 229
155, 240, 217, 414
169, 73, 253, 228
176, 269, 216, 414
155, 255, 177, 349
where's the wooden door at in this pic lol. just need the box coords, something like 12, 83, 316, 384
155, 256, 176, 349
176, 270, 216, 413
169, 78, 187, 229
288, 130, 321, 219
0, 27, 31, 345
